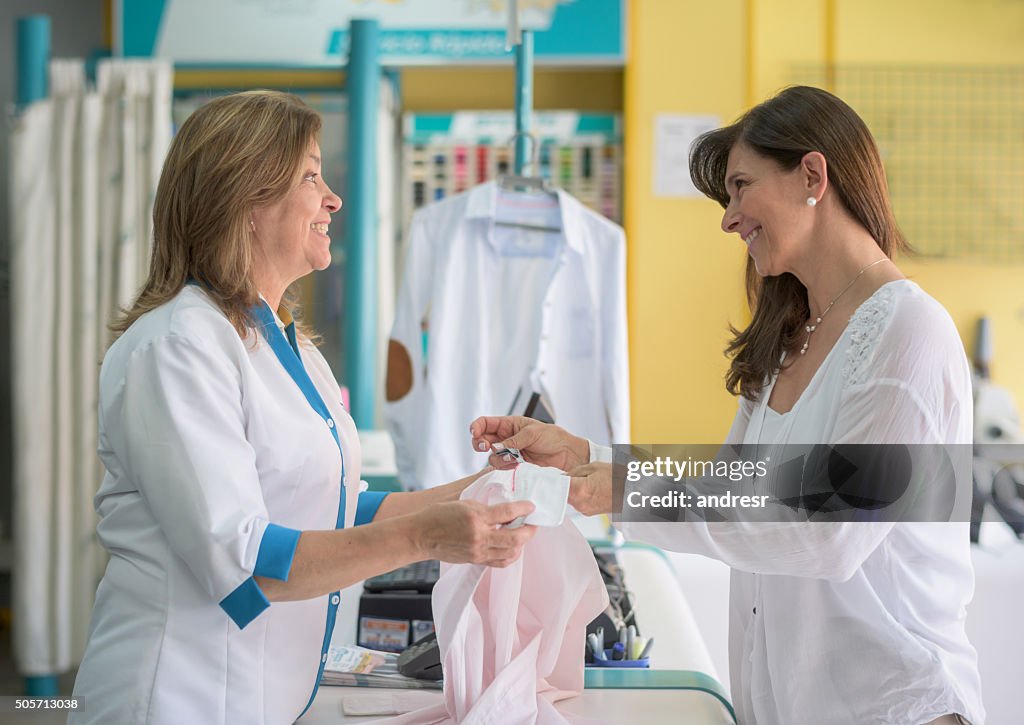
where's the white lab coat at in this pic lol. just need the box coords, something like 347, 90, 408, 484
611, 281, 985, 724
387, 181, 630, 489
70, 286, 387, 724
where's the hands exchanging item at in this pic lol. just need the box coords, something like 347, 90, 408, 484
470, 415, 590, 472
469, 416, 614, 518
417, 417, 614, 570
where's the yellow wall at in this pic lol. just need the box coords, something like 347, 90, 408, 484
625, 0, 749, 443
626, 0, 1024, 443
401, 68, 622, 112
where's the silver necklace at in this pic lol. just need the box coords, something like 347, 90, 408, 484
800, 257, 888, 355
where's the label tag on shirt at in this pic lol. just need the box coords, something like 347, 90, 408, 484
505, 463, 570, 527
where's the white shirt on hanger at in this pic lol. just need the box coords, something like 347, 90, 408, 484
387, 180, 629, 489
604, 280, 985, 725
71, 286, 386, 725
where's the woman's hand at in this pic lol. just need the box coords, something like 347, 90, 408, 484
412, 499, 537, 567
567, 462, 614, 517
469, 416, 590, 471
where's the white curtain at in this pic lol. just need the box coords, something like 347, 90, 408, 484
8, 57, 172, 676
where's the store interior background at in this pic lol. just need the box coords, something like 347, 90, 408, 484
1, 0, 1023, 720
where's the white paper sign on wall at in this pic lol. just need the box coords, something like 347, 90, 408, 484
653, 114, 720, 198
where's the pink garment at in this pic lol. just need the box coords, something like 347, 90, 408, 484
384, 469, 609, 724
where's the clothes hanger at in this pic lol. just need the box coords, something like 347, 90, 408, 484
495, 131, 561, 233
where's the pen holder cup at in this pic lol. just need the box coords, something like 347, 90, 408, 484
588, 650, 650, 668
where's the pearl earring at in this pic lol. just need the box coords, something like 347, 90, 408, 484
249, 219, 256, 231
806, 197, 817, 207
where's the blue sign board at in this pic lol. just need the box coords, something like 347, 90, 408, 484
118, 0, 625, 66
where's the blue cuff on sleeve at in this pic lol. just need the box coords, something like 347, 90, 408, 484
254, 523, 301, 581
220, 577, 270, 629
354, 491, 389, 526
219, 524, 300, 629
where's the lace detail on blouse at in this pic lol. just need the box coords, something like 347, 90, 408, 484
842, 284, 896, 387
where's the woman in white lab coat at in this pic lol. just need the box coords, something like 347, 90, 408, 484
70, 90, 536, 725
471, 86, 983, 725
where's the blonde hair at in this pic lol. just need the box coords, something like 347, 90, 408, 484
111, 90, 322, 341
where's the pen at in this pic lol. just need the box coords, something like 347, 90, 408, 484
638, 636, 654, 660
611, 642, 625, 661
587, 633, 606, 660
596, 626, 605, 648
626, 626, 635, 661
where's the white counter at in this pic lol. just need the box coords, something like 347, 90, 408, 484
301, 541, 734, 724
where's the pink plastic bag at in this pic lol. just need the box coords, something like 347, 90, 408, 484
383, 469, 609, 724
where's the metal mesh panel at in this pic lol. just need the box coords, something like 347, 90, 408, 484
793, 66, 1024, 263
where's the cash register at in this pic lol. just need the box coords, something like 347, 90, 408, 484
357, 559, 440, 651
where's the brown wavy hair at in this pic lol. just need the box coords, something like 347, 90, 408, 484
689, 86, 909, 400
110, 90, 322, 341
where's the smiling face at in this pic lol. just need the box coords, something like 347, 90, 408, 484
720, 142, 818, 277
250, 139, 342, 288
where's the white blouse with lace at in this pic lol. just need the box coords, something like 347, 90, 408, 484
602, 280, 985, 725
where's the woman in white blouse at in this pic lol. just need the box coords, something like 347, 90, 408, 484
71, 91, 536, 725
471, 86, 983, 725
